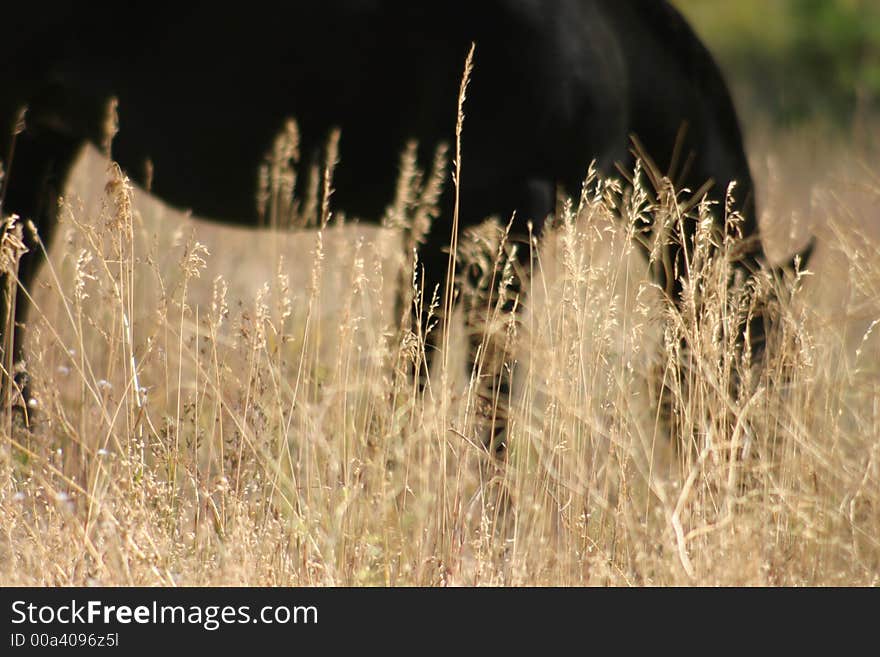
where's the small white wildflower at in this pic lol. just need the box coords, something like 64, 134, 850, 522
27, 398, 38, 409
97, 379, 112, 391
55, 491, 69, 503
97, 448, 110, 457
12, 492, 25, 502
57, 365, 70, 376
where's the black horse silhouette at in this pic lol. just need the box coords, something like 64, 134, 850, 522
1, 1, 807, 421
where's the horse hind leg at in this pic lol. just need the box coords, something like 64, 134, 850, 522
1, 114, 83, 418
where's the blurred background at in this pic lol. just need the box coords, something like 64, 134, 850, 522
676, 0, 879, 137
674, 0, 879, 271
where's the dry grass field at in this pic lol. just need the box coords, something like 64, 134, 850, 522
0, 108, 878, 586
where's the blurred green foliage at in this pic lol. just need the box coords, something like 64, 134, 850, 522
675, 0, 880, 126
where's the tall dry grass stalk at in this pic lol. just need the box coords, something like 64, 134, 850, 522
0, 114, 878, 585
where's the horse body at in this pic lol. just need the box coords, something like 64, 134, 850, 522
2, 1, 766, 405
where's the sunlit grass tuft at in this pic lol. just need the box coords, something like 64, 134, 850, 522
0, 119, 878, 586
